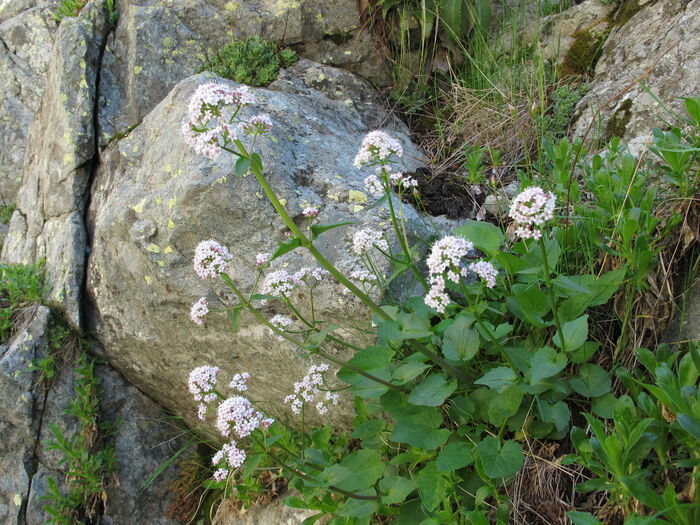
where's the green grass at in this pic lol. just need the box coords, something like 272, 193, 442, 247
0, 261, 44, 341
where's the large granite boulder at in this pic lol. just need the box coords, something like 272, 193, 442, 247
0, 0, 59, 204
571, 0, 700, 142
85, 60, 432, 431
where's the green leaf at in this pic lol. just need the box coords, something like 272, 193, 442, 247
475, 366, 517, 392
379, 475, 416, 505
554, 315, 589, 351
336, 368, 390, 399
678, 414, 700, 441
415, 461, 450, 511
437, 441, 475, 471
306, 325, 340, 349
442, 315, 480, 362
235, 156, 251, 175
348, 346, 395, 371
529, 347, 567, 384
309, 221, 354, 240
591, 393, 616, 419
440, 0, 467, 43
488, 384, 524, 426
538, 400, 571, 434
508, 284, 549, 328
392, 362, 430, 384
570, 364, 611, 398
271, 237, 301, 260
567, 511, 603, 525
351, 419, 385, 439
250, 152, 263, 173
390, 409, 450, 450
230, 306, 242, 333
476, 437, 524, 479
337, 489, 378, 518
320, 450, 384, 491
453, 220, 505, 256
408, 374, 457, 406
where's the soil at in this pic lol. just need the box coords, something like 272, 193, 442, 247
401, 167, 481, 219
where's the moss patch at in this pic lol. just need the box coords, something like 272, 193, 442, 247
560, 27, 609, 78
610, 0, 658, 28
605, 98, 633, 141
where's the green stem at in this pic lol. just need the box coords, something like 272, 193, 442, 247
539, 236, 566, 352
408, 339, 468, 382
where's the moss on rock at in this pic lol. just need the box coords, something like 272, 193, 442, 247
560, 27, 609, 78
605, 98, 633, 140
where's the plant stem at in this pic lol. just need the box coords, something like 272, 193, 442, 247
538, 236, 566, 352
408, 339, 468, 381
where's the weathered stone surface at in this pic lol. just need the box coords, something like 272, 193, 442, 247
213, 493, 320, 525
98, 364, 183, 525
86, 60, 432, 430
24, 467, 64, 525
97, 0, 389, 146
0, 3, 58, 204
684, 278, 700, 343
0, 306, 50, 525
1, 0, 111, 326
572, 0, 700, 142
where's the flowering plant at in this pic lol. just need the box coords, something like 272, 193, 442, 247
179, 81, 631, 523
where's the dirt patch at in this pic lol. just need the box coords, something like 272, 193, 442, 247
401, 167, 480, 219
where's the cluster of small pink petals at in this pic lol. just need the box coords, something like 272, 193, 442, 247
469, 261, 498, 288
352, 228, 389, 256
211, 440, 247, 481
293, 267, 330, 285
364, 174, 384, 196
190, 297, 209, 325
242, 114, 273, 135
424, 236, 474, 313
269, 314, 293, 341
284, 363, 334, 416
390, 172, 418, 188
316, 391, 340, 415
216, 396, 272, 439
508, 186, 556, 240
213, 468, 229, 482
193, 240, 233, 279
353, 131, 403, 168
189, 366, 220, 404
344, 268, 378, 295
229, 372, 250, 392
260, 269, 298, 297
302, 207, 319, 217
255, 252, 271, 268
181, 123, 224, 160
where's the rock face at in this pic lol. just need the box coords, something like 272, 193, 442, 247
85, 60, 430, 430
572, 0, 700, 142
0, 0, 59, 204
0, 306, 184, 525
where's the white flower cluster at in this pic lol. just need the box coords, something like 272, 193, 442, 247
364, 174, 384, 196
468, 261, 498, 289
302, 207, 319, 217
241, 114, 273, 136
190, 297, 208, 325
424, 236, 474, 313
508, 186, 556, 240
182, 83, 255, 159
354, 130, 403, 168
188, 366, 221, 416
228, 372, 250, 392
293, 267, 330, 285
216, 395, 273, 439
346, 268, 379, 294
352, 228, 389, 256
269, 314, 293, 341
255, 252, 271, 268
390, 172, 418, 189
259, 269, 297, 297
193, 240, 233, 280
212, 441, 247, 481
284, 363, 340, 416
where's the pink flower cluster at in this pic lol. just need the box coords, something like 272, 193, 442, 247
508, 186, 556, 240
284, 363, 339, 416
468, 261, 498, 288
424, 236, 474, 313
354, 131, 403, 168
352, 228, 388, 256
269, 314, 293, 341
229, 372, 250, 391
182, 83, 255, 159
190, 297, 209, 325
364, 174, 384, 196
255, 252, 271, 268
390, 172, 418, 189
189, 366, 221, 419
193, 240, 233, 279
302, 207, 319, 218
216, 395, 273, 439
260, 267, 329, 297
212, 441, 247, 481
242, 114, 273, 135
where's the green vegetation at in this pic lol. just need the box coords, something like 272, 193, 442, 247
42, 352, 116, 524
543, 83, 590, 140
0, 203, 14, 225
0, 262, 44, 341
560, 27, 609, 78
204, 37, 298, 87
53, 0, 88, 23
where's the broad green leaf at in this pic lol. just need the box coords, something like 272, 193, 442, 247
390, 409, 450, 450
250, 152, 263, 173
436, 441, 475, 471
408, 374, 457, 406
440, 0, 467, 43
351, 419, 385, 439
508, 284, 549, 328
538, 400, 571, 434
336, 368, 390, 399
379, 475, 416, 505
570, 364, 611, 398
320, 449, 384, 491
306, 325, 340, 349
271, 237, 301, 260
529, 347, 567, 384
475, 366, 517, 392
453, 220, 505, 256
554, 315, 589, 351
567, 511, 603, 525
309, 221, 354, 240
487, 384, 524, 425
678, 414, 700, 440
348, 346, 395, 371
591, 393, 616, 419
337, 489, 378, 518
442, 315, 480, 362
230, 306, 242, 333
235, 156, 251, 175
476, 437, 524, 479
392, 362, 430, 384
415, 461, 450, 511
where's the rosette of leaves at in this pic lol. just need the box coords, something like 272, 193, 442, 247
206, 37, 298, 87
